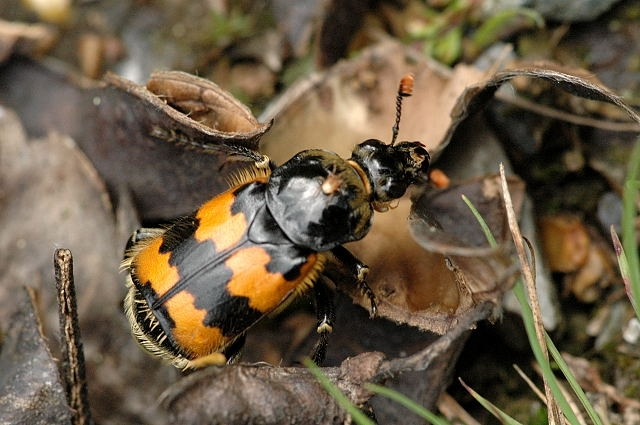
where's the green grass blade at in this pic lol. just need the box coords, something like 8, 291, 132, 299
545, 335, 604, 425
622, 138, 640, 314
471, 8, 544, 52
459, 379, 524, 425
611, 226, 640, 317
512, 282, 581, 425
365, 383, 451, 425
465, 187, 597, 424
303, 359, 376, 425
461, 194, 498, 248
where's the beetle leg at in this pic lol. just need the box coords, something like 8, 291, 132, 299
183, 334, 246, 369
126, 228, 163, 249
330, 245, 368, 280
310, 278, 335, 365
185, 352, 227, 369
329, 246, 377, 318
223, 334, 246, 365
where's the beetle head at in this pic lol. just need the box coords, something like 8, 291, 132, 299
349, 139, 430, 209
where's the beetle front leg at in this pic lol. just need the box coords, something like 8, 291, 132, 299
329, 246, 377, 317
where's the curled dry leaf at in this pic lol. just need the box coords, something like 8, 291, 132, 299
0, 60, 272, 219
259, 39, 487, 162
146, 71, 268, 134
441, 63, 640, 155
100, 71, 272, 218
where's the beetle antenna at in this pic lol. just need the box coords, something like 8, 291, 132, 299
390, 73, 414, 146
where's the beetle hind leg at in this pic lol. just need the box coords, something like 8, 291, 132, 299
223, 334, 246, 364
122, 228, 165, 271
185, 352, 228, 370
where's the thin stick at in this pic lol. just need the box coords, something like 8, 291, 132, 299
499, 164, 563, 425
513, 363, 545, 402
55, 249, 93, 425
495, 90, 640, 133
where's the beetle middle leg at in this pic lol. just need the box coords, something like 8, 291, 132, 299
309, 277, 335, 365
328, 245, 377, 317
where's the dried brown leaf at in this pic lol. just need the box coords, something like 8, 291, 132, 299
161, 303, 491, 425
0, 288, 72, 425
0, 108, 176, 425
440, 63, 640, 155
260, 39, 487, 163
0, 60, 272, 220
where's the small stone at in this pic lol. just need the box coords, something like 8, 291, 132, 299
623, 317, 640, 345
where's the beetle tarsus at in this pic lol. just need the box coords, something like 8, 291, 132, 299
310, 279, 335, 365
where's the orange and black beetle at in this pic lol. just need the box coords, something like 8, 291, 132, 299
122, 75, 430, 370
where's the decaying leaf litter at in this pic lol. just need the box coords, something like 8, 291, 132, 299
1, 1, 640, 424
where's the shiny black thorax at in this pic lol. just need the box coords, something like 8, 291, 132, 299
266, 139, 430, 251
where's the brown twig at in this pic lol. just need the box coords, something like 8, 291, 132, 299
495, 90, 640, 133
499, 164, 563, 425
437, 392, 482, 425
54, 249, 93, 425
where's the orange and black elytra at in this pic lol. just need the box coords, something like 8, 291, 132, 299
122, 74, 430, 370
